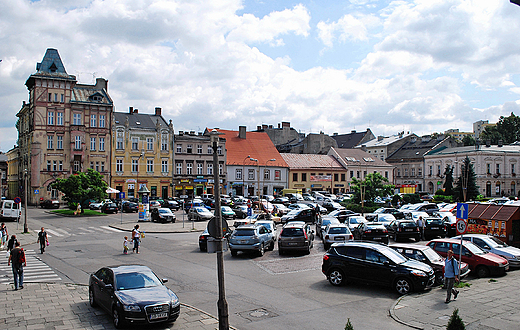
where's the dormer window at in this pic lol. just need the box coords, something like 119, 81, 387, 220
49, 62, 58, 73
89, 92, 104, 102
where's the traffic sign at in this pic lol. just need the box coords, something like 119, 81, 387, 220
13, 197, 21, 204
456, 219, 467, 235
34, 189, 39, 194
207, 217, 229, 239
119, 192, 126, 199
456, 203, 468, 220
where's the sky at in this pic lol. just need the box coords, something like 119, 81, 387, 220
2, 0, 520, 152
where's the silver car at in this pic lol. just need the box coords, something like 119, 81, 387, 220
322, 224, 353, 250
455, 234, 520, 268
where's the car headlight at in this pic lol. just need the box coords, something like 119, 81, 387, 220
410, 269, 427, 277
169, 292, 180, 307
123, 304, 141, 312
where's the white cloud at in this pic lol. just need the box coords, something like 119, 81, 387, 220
317, 13, 379, 47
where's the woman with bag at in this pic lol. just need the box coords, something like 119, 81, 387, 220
0, 223, 8, 249
132, 225, 141, 254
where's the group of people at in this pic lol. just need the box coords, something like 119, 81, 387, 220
124, 224, 142, 254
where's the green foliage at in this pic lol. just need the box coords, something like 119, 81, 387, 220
434, 195, 453, 203
344, 318, 354, 330
391, 194, 402, 207
402, 193, 421, 204
350, 173, 394, 204
461, 135, 475, 146
454, 156, 479, 202
435, 189, 445, 196
51, 209, 105, 216
52, 169, 108, 210
446, 308, 465, 330
480, 112, 520, 145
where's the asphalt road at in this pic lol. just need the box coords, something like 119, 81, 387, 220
11, 207, 408, 330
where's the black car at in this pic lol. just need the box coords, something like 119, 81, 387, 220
366, 207, 405, 221
122, 202, 138, 213
232, 205, 249, 219
424, 217, 446, 240
161, 200, 180, 211
272, 197, 290, 206
39, 199, 60, 209
352, 222, 389, 244
386, 220, 420, 242
321, 242, 435, 295
101, 202, 118, 214
199, 229, 211, 252
89, 265, 180, 328
281, 208, 317, 224
151, 208, 176, 223
327, 209, 359, 223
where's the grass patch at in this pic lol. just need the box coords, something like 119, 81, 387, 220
51, 209, 105, 216
488, 279, 497, 283
455, 281, 471, 288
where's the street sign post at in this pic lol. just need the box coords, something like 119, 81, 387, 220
456, 202, 469, 276
456, 203, 468, 220
456, 219, 467, 235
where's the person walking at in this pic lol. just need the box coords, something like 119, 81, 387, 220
132, 225, 140, 254
444, 250, 460, 303
0, 223, 8, 249
417, 216, 425, 241
123, 236, 129, 254
37, 227, 48, 254
8, 241, 26, 290
7, 234, 17, 252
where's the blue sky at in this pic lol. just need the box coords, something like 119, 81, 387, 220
2, 0, 520, 152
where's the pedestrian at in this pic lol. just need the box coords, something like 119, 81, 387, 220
132, 225, 140, 254
37, 227, 48, 254
444, 250, 460, 303
8, 241, 26, 290
417, 216, 425, 240
123, 236, 129, 254
0, 223, 8, 249
74, 203, 81, 215
7, 234, 17, 252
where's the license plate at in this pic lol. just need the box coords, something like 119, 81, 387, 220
150, 312, 168, 320
431, 227, 439, 230
334, 237, 345, 241
288, 242, 298, 245
240, 240, 247, 244
373, 237, 381, 240
405, 229, 412, 231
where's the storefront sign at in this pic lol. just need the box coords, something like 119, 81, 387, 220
194, 179, 207, 183
294, 184, 305, 187
310, 175, 331, 181
180, 179, 190, 183
126, 179, 136, 183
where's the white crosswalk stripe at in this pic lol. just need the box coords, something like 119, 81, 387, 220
100, 226, 125, 233
46, 228, 64, 237
0, 250, 61, 283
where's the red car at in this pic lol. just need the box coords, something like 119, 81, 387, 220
427, 238, 509, 278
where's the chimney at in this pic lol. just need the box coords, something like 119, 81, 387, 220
95, 78, 107, 91
378, 136, 384, 141
134, 108, 138, 114
239, 126, 246, 139
351, 130, 356, 133
281, 122, 290, 128
262, 124, 268, 130
268, 125, 273, 129
278, 123, 281, 128
190, 130, 195, 135
198, 132, 203, 136
178, 131, 184, 136
129, 106, 133, 114
257, 125, 262, 131
333, 132, 338, 136
155, 107, 162, 116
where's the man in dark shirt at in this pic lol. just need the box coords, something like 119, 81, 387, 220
8, 242, 26, 290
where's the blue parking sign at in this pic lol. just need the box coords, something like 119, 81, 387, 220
456, 203, 468, 219
119, 192, 125, 199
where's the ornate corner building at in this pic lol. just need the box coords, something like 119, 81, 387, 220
15, 48, 113, 204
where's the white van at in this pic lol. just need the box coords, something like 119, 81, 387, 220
0, 200, 22, 220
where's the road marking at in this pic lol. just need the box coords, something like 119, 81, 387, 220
77, 227, 95, 233
0, 249, 62, 283
46, 229, 64, 237
55, 228, 70, 235
89, 226, 111, 233
101, 226, 125, 232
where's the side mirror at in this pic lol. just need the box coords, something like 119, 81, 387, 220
105, 283, 114, 290
483, 246, 490, 250
162, 278, 169, 283
383, 261, 390, 266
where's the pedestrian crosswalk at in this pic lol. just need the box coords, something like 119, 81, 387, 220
0, 250, 61, 284
34, 225, 124, 238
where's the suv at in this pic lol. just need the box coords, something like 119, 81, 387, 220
322, 242, 435, 295
229, 224, 275, 257
278, 222, 315, 255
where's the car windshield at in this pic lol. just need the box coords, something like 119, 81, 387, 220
426, 219, 443, 225
422, 247, 442, 261
329, 210, 340, 216
349, 217, 366, 224
234, 229, 255, 236
400, 222, 416, 228
222, 206, 232, 211
287, 210, 300, 216
158, 209, 170, 214
281, 228, 304, 237
257, 222, 273, 230
380, 246, 408, 264
322, 219, 338, 226
486, 236, 508, 248
194, 207, 206, 213
461, 242, 486, 255
115, 271, 162, 290
328, 227, 348, 234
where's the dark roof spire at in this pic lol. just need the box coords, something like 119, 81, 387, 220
36, 48, 67, 74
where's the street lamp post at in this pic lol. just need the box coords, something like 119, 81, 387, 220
24, 168, 28, 233
263, 159, 276, 197
210, 129, 229, 330
242, 155, 250, 197
250, 158, 259, 201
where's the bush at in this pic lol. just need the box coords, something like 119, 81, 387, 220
344, 318, 354, 330
435, 189, 445, 196
446, 308, 465, 330
402, 193, 421, 204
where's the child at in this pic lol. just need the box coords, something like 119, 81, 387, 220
123, 236, 129, 254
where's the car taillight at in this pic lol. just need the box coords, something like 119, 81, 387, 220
383, 229, 388, 233
200, 236, 207, 241
325, 235, 329, 240
323, 255, 329, 261
398, 228, 402, 232
348, 235, 353, 240
304, 230, 308, 239
366, 229, 371, 233
416, 227, 419, 231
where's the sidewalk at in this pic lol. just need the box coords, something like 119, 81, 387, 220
0, 282, 234, 330
391, 269, 520, 330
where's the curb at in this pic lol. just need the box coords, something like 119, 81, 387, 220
107, 224, 205, 234
181, 302, 239, 330
389, 294, 424, 330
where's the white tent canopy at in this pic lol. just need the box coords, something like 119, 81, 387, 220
106, 187, 120, 194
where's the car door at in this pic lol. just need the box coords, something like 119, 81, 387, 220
363, 249, 394, 285
93, 268, 112, 311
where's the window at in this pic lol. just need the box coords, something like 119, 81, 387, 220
418, 167, 422, 176
54, 93, 58, 102
357, 171, 360, 178
176, 162, 183, 175
48, 93, 51, 102
235, 168, 243, 180
208, 146, 213, 154
61, 94, 64, 103
147, 138, 153, 151
95, 161, 99, 172
73, 160, 80, 172
496, 164, 500, 174
90, 114, 97, 127
132, 137, 139, 150
293, 173, 298, 181
437, 165, 441, 176
219, 163, 223, 175
429, 166, 433, 176
48, 111, 54, 125
57, 136, 63, 149
341, 173, 345, 181
334, 173, 339, 181
411, 168, 415, 176
187, 144, 193, 154
161, 133, 168, 151
116, 159, 123, 172
90, 137, 96, 151
57, 112, 63, 125
74, 136, 81, 150
99, 137, 105, 151
248, 169, 255, 180
147, 159, 153, 173
512, 164, 516, 175
99, 115, 105, 128
487, 163, 491, 174
161, 160, 168, 173
197, 163, 203, 175
58, 160, 63, 171
47, 161, 51, 171
132, 159, 139, 172
404, 168, 408, 177
207, 163, 213, 175
186, 163, 193, 174
47, 135, 54, 149
176, 144, 182, 153
52, 160, 58, 171
73, 113, 81, 125
101, 162, 105, 172
117, 131, 124, 150
275, 170, 281, 180
302, 173, 307, 181
217, 146, 222, 155
197, 145, 203, 154
384, 171, 388, 179
264, 169, 270, 180
350, 171, 354, 178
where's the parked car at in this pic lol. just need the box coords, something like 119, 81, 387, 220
122, 201, 138, 213
149, 200, 161, 209
187, 207, 214, 221
199, 229, 211, 252
407, 203, 439, 215
435, 211, 457, 237
365, 207, 404, 221
322, 200, 345, 212
272, 197, 290, 206
255, 220, 277, 240
89, 265, 180, 328
281, 208, 317, 224
386, 220, 420, 242
218, 206, 236, 220
352, 222, 389, 244
232, 205, 249, 219
221, 197, 234, 207
161, 200, 180, 211
233, 212, 272, 227
427, 238, 509, 277
322, 224, 353, 250
344, 215, 368, 232
316, 216, 341, 239
453, 234, 520, 268
423, 217, 446, 240
321, 242, 435, 295
390, 243, 470, 285
327, 209, 359, 223
88, 201, 105, 210
184, 200, 211, 212
373, 213, 396, 224
0, 200, 22, 220
101, 203, 118, 214
151, 208, 176, 223
272, 203, 290, 216
228, 224, 275, 257
278, 222, 315, 255
39, 199, 60, 209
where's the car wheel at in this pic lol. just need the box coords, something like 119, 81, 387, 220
258, 243, 265, 256
269, 241, 275, 251
88, 287, 97, 307
435, 272, 444, 286
476, 265, 490, 278
172, 219, 176, 223
394, 277, 413, 295
230, 249, 238, 257
328, 269, 345, 286
305, 245, 311, 255
112, 306, 124, 329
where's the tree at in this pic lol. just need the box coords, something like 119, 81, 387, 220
344, 318, 354, 330
52, 169, 108, 210
461, 135, 475, 146
480, 112, 520, 144
446, 308, 465, 330
454, 157, 479, 201
350, 173, 394, 204
443, 165, 454, 197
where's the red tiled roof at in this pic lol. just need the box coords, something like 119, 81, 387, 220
280, 154, 344, 169
215, 129, 288, 167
